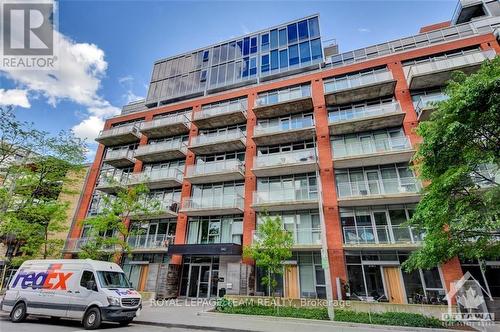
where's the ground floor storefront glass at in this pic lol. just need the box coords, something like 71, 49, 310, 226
345, 251, 446, 304
461, 259, 500, 298
122, 253, 169, 291
179, 256, 220, 298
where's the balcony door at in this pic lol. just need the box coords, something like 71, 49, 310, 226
187, 264, 212, 298
365, 171, 381, 195
383, 267, 405, 304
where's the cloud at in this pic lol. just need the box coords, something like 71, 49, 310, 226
357, 27, 371, 33
0, 89, 31, 108
118, 75, 143, 104
72, 115, 105, 142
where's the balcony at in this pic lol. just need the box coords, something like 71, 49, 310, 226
328, 102, 404, 135
253, 119, 316, 146
193, 100, 247, 129
333, 137, 415, 168
96, 124, 141, 146
337, 178, 422, 207
405, 50, 495, 89
64, 237, 116, 253
140, 113, 190, 139
414, 93, 449, 121
134, 141, 187, 163
343, 225, 423, 249
185, 159, 245, 184
130, 199, 179, 219
95, 173, 129, 194
180, 194, 244, 216
127, 234, 174, 252
253, 228, 322, 249
324, 70, 396, 105
189, 130, 246, 154
128, 168, 183, 189
102, 149, 135, 167
252, 149, 317, 177
252, 189, 319, 212
253, 86, 313, 119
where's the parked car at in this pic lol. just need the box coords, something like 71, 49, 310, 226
1, 259, 142, 329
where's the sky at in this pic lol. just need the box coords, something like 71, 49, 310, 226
0, 0, 457, 159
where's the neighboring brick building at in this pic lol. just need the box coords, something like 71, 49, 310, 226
64, 0, 500, 303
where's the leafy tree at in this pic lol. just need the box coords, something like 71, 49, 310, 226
403, 57, 500, 272
243, 214, 293, 296
78, 183, 162, 261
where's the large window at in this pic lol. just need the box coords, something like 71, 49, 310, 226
187, 216, 243, 244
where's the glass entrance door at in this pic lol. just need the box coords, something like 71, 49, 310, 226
187, 264, 212, 298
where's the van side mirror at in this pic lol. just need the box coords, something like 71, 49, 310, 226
86, 280, 97, 291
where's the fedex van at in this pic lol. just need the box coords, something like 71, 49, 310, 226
1, 259, 142, 330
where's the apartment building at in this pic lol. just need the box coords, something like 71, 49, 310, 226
65, 0, 500, 303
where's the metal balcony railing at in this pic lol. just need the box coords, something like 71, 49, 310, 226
254, 117, 314, 136
324, 70, 393, 94
328, 101, 402, 124
104, 149, 135, 161
127, 234, 175, 250
253, 189, 318, 204
182, 194, 244, 210
333, 137, 412, 159
343, 225, 424, 245
253, 228, 322, 246
414, 93, 449, 118
254, 149, 316, 168
196, 100, 247, 120
128, 168, 183, 184
141, 113, 189, 131
255, 85, 311, 107
191, 129, 245, 146
98, 124, 140, 139
186, 159, 244, 177
135, 140, 187, 155
337, 178, 421, 198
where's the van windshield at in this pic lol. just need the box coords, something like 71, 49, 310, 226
97, 271, 131, 289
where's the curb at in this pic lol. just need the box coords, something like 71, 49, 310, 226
133, 319, 256, 332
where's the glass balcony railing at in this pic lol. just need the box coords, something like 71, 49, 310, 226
138, 199, 180, 215
98, 124, 140, 140
182, 194, 244, 210
128, 168, 183, 184
196, 101, 247, 120
104, 149, 135, 161
135, 140, 187, 155
142, 113, 189, 131
414, 93, 449, 118
333, 137, 412, 159
127, 234, 175, 250
255, 85, 311, 107
253, 189, 318, 204
97, 172, 130, 187
328, 101, 402, 123
186, 159, 244, 177
324, 70, 393, 94
343, 225, 424, 245
253, 228, 322, 246
254, 149, 316, 168
337, 178, 421, 198
64, 237, 117, 252
254, 118, 314, 136
191, 129, 245, 146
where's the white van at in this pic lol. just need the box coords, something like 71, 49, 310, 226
1, 259, 142, 330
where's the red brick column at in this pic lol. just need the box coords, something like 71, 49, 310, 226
311, 78, 347, 299
171, 105, 198, 265
480, 41, 500, 54
441, 257, 463, 303
242, 93, 257, 265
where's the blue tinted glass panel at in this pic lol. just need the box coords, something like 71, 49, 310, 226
270, 29, 278, 49
310, 38, 322, 61
279, 49, 288, 69
279, 28, 287, 47
250, 37, 257, 54
299, 41, 311, 63
261, 34, 269, 52
249, 57, 257, 76
228, 42, 236, 60
243, 37, 250, 56
288, 44, 299, 66
298, 20, 309, 40
287, 23, 298, 43
261, 54, 269, 73
270, 50, 279, 70
242, 57, 249, 77
308, 17, 320, 38
203, 50, 209, 61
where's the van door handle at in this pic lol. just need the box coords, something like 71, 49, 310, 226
74, 291, 80, 294
67, 290, 72, 293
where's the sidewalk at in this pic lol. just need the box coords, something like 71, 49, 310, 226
136, 299, 473, 332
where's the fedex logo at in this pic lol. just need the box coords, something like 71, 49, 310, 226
12, 264, 73, 290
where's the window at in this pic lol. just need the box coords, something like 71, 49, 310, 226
242, 57, 249, 77
279, 49, 288, 69
97, 271, 131, 288
261, 33, 269, 52
249, 57, 257, 76
289, 44, 299, 66
310, 38, 322, 61
270, 50, 279, 71
212, 46, 220, 65
287, 23, 298, 43
261, 54, 269, 73
270, 29, 278, 49
243, 37, 250, 56
200, 70, 207, 82
80, 270, 96, 288
250, 36, 258, 54
299, 41, 311, 63
298, 20, 309, 40
279, 28, 287, 47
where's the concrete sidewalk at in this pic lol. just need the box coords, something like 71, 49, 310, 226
136, 299, 476, 332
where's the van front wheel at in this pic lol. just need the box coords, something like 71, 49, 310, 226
83, 307, 102, 330
10, 302, 28, 323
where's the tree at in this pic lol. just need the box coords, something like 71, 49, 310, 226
403, 57, 500, 272
243, 214, 293, 296
78, 183, 161, 261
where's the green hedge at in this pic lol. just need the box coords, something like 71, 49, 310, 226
215, 304, 443, 328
